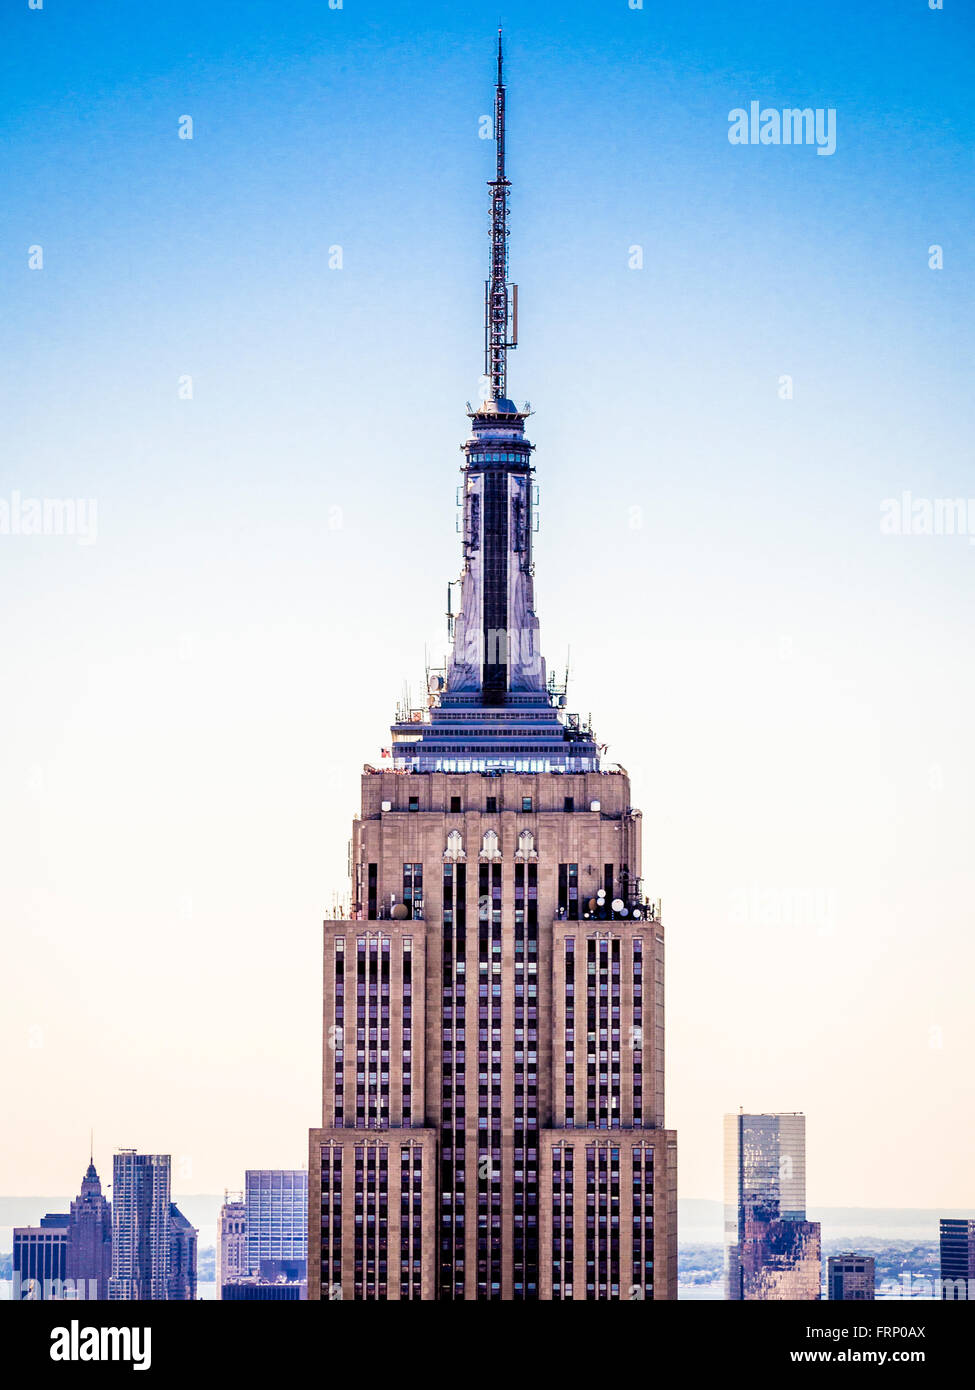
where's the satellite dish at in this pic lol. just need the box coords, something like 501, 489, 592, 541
611, 898, 624, 913
632, 908, 642, 920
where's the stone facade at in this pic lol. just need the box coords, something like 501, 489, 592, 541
309, 767, 677, 1300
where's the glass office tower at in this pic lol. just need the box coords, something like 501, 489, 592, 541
724, 1112, 821, 1300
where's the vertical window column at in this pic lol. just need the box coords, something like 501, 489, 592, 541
356, 941, 367, 1126
564, 938, 575, 1126
453, 864, 467, 1297
598, 941, 609, 1128
490, 861, 503, 1298
525, 861, 539, 1297
367, 863, 377, 920
403, 863, 423, 919
558, 863, 579, 919
401, 939, 412, 1124
632, 938, 644, 1125
609, 1146, 620, 1298
610, 939, 621, 1129
333, 940, 345, 1125
380, 941, 390, 1127
513, 862, 528, 1297
477, 863, 489, 1298
367, 941, 379, 1128
399, 1145, 423, 1301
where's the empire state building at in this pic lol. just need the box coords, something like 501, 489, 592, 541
308, 33, 678, 1301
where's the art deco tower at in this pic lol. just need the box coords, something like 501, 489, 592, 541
308, 33, 677, 1301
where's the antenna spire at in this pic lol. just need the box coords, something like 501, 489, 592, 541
484, 28, 517, 402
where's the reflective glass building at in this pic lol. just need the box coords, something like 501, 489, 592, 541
724, 1112, 821, 1300
245, 1169, 308, 1277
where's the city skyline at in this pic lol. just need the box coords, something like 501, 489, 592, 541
2, 0, 974, 1216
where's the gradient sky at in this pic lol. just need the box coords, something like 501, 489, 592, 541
1, 0, 973, 1210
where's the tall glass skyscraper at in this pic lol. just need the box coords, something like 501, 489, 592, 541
109, 1151, 172, 1301
245, 1170, 308, 1276
724, 1112, 821, 1300
307, 32, 677, 1302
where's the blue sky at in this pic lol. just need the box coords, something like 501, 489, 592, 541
1, 0, 974, 1207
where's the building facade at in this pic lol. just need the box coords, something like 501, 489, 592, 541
940, 1218, 975, 1300
216, 1192, 248, 1297
109, 1151, 172, 1301
12, 1215, 70, 1300
724, 1112, 821, 1300
245, 1170, 308, 1278
167, 1203, 198, 1300
827, 1253, 875, 1300
223, 1281, 305, 1301
307, 33, 677, 1302
65, 1159, 113, 1300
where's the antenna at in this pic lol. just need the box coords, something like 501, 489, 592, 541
484, 28, 518, 401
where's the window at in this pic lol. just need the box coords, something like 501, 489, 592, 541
564, 796, 574, 812
408, 796, 419, 812
558, 864, 579, 920
450, 796, 462, 813
403, 864, 423, 918
486, 796, 497, 813
522, 797, 532, 812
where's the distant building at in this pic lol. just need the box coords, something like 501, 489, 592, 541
940, 1219, 975, 1300
168, 1203, 198, 1300
724, 1112, 821, 1300
257, 1257, 306, 1283
216, 1192, 248, 1298
245, 1170, 307, 1275
109, 1151, 172, 1300
222, 1280, 306, 1301
828, 1253, 875, 1300
12, 1215, 70, 1300
66, 1159, 112, 1300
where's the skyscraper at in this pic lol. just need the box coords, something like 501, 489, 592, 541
245, 1170, 308, 1278
12, 1215, 70, 1301
109, 1151, 172, 1301
167, 1203, 199, 1300
216, 1191, 248, 1297
65, 1157, 113, 1300
940, 1218, 975, 1300
827, 1253, 875, 1301
724, 1112, 821, 1300
307, 31, 678, 1303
